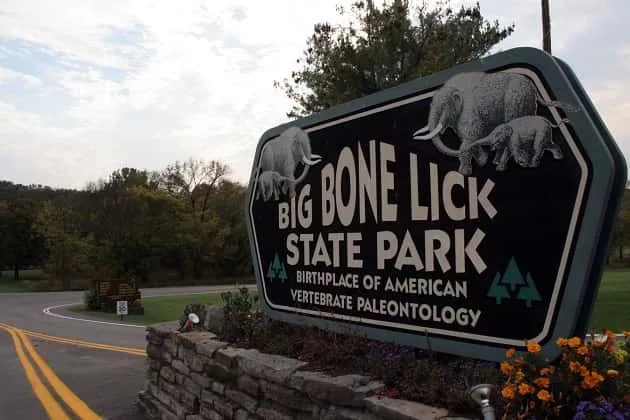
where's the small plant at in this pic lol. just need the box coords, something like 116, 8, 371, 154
219, 287, 260, 343
499, 330, 630, 419
83, 288, 100, 310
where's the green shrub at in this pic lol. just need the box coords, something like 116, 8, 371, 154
219, 287, 260, 343
83, 288, 100, 310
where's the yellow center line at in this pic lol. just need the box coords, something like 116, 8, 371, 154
22, 329, 146, 356
15, 329, 102, 420
0, 322, 103, 420
0, 324, 71, 420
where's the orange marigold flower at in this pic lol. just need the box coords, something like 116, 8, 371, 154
501, 386, 515, 399
537, 389, 552, 401
623, 331, 630, 337
581, 372, 604, 390
603, 329, 616, 339
527, 342, 542, 353
569, 361, 582, 373
518, 383, 531, 395
568, 337, 581, 348
505, 348, 516, 358
500, 362, 513, 375
593, 339, 604, 348
607, 369, 619, 378
515, 370, 525, 382
577, 346, 589, 356
556, 337, 568, 346
540, 366, 555, 376
534, 377, 550, 388
580, 366, 590, 377
591, 371, 604, 382
581, 376, 598, 390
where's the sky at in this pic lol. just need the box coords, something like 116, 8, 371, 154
0, 0, 628, 189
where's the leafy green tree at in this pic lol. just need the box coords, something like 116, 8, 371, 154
275, 0, 515, 117
609, 190, 630, 264
0, 199, 48, 280
35, 195, 94, 287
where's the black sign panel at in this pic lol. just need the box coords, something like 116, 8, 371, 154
245, 47, 626, 362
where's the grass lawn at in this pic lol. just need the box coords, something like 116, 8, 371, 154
0, 279, 31, 292
1, 269, 48, 281
0, 269, 50, 292
69, 292, 233, 324
589, 269, 630, 332
0, 269, 48, 292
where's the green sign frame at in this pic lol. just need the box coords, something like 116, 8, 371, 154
245, 47, 626, 362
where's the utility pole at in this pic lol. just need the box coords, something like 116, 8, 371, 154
541, 0, 551, 53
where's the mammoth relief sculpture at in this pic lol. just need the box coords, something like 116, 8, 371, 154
255, 170, 291, 201
462, 115, 568, 172
255, 126, 322, 202
412, 71, 579, 175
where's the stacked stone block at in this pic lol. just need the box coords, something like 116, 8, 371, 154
137, 321, 456, 420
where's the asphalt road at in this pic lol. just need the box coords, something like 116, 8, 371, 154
0, 284, 254, 420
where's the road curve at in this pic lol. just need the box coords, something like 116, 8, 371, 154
0, 284, 255, 419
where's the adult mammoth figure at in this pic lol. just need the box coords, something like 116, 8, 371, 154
258, 126, 322, 199
412, 71, 578, 175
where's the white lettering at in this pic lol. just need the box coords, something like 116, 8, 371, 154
336, 147, 357, 227
358, 140, 378, 224
380, 142, 397, 221
409, 153, 428, 221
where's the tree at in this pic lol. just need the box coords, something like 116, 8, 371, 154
0, 199, 48, 280
35, 195, 94, 287
104, 167, 154, 191
609, 189, 630, 264
517, 273, 542, 308
487, 272, 510, 304
501, 257, 526, 292
159, 158, 230, 220
275, 0, 515, 118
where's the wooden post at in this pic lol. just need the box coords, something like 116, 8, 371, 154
541, 0, 551, 53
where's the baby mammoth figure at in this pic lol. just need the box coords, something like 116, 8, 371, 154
255, 170, 291, 201
465, 115, 567, 171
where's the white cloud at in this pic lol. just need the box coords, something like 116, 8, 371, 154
0, 0, 628, 188
0, 66, 42, 88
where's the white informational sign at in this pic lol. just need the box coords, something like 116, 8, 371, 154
116, 300, 128, 316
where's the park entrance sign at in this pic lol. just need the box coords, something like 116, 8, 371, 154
245, 47, 626, 362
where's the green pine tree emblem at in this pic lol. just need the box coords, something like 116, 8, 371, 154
487, 272, 510, 304
502, 257, 527, 292
517, 273, 542, 308
487, 257, 541, 308
266, 253, 287, 283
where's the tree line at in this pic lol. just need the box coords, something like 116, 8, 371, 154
0, 159, 251, 287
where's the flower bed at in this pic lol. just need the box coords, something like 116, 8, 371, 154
181, 288, 630, 419
500, 333, 630, 418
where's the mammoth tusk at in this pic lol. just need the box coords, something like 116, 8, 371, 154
413, 122, 444, 140
302, 156, 322, 165
310, 154, 322, 160
413, 125, 430, 136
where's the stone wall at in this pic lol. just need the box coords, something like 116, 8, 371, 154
137, 321, 467, 420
